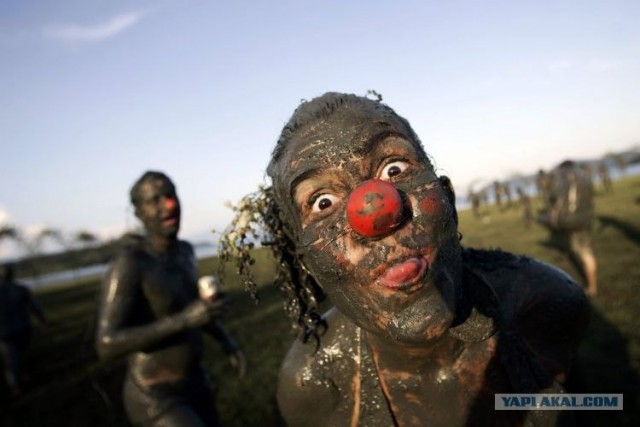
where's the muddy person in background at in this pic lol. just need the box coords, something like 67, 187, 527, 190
96, 171, 245, 427
517, 187, 533, 229
0, 263, 47, 398
493, 180, 503, 208
503, 182, 513, 209
536, 169, 551, 209
597, 162, 613, 195
467, 190, 482, 218
536, 160, 598, 296
223, 93, 590, 426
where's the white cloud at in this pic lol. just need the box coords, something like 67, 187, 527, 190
43, 11, 146, 44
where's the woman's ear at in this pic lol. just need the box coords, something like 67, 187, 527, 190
439, 175, 458, 226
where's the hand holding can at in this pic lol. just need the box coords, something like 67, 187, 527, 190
197, 275, 219, 303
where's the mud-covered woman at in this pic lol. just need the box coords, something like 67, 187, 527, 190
224, 93, 590, 427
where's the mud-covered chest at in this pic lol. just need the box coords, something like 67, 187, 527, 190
140, 251, 198, 316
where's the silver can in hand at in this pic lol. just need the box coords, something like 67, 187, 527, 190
197, 275, 219, 302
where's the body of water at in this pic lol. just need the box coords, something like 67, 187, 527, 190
23, 243, 219, 290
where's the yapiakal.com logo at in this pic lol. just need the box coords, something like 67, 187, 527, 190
495, 394, 623, 411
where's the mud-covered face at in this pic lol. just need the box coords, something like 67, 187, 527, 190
134, 177, 181, 238
277, 107, 463, 344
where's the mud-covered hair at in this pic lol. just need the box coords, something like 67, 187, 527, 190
220, 92, 430, 343
217, 185, 326, 344
268, 92, 427, 174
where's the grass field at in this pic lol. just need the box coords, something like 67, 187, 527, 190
1, 175, 639, 426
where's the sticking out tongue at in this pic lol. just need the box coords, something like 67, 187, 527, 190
377, 258, 427, 289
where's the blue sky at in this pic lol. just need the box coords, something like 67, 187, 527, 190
1, 0, 639, 259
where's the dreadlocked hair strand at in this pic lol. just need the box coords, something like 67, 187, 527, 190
217, 186, 327, 344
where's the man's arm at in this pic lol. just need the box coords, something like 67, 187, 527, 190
203, 320, 238, 354
95, 251, 219, 361
203, 319, 246, 378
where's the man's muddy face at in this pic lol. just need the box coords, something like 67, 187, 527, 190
135, 178, 181, 238
282, 111, 463, 344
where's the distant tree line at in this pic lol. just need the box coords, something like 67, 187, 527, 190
0, 226, 126, 278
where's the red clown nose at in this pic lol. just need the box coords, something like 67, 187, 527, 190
164, 197, 178, 211
346, 179, 404, 237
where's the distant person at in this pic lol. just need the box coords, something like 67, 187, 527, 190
0, 263, 47, 397
95, 171, 246, 427
503, 182, 513, 208
536, 169, 551, 208
493, 180, 503, 207
224, 93, 589, 426
479, 188, 489, 206
580, 163, 594, 184
517, 187, 533, 229
597, 162, 613, 194
537, 160, 598, 296
467, 190, 481, 218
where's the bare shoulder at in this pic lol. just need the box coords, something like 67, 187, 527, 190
464, 248, 590, 372
105, 239, 147, 284
463, 248, 587, 314
277, 307, 359, 427
112, 241, 142, 264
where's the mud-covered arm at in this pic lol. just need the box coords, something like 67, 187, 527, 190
204, 319, 246, 377
95, 252, 215, 362
203, 319, 239, 354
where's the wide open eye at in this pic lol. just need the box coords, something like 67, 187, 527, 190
379, 160, 409, 180
311, 194, 340, 213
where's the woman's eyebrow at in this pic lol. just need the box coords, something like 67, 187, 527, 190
289, 168, 323, 200
354, 131, 407, 156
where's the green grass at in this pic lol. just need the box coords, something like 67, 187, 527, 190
1, 176, 639, 426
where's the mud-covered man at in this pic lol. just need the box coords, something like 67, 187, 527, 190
0, 263, 46, 397
536, 169, 551, 208
516, 187, 533, 229
536, 160, 598, 296
96, 171, 245, 427
239, 93, 590, 426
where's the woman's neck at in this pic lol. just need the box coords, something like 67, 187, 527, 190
365, 328, 464, 372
